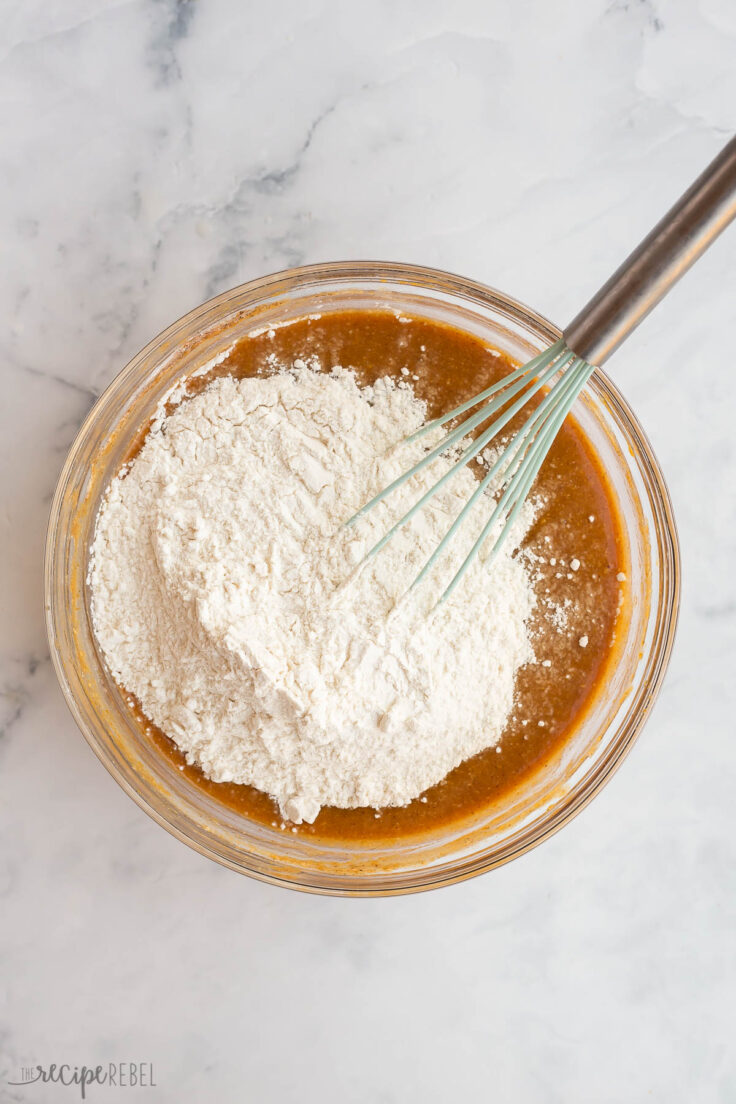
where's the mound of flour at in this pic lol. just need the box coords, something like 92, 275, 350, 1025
90, 361, 536, 823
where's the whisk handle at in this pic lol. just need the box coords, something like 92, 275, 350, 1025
564, 135, 736, 366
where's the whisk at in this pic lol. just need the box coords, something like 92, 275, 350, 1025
349, 135, 736, 603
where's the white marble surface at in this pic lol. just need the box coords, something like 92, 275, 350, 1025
2, 1, 735, 1100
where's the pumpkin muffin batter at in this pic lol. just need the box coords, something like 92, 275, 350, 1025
103, 308, 627, 842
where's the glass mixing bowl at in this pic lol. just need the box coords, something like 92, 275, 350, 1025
45, 262, 680, 895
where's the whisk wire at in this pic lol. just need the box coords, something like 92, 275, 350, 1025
348, 345, 568, 533
411, 354, 585, 593
438, 357, 593, 604
351, 346, 574, 563
345, 336, 601, 600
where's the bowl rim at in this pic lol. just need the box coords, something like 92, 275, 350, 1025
44, 260, 681, 895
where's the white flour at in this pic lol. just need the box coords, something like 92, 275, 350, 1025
90, 361, 536, 823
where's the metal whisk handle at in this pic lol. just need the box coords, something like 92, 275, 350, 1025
565, 135, 736, 366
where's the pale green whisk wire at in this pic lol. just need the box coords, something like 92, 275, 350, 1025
351, 347, 573, 563
437, 357, 594, 605
411, 354, 589, 595
345, 340, 594, 603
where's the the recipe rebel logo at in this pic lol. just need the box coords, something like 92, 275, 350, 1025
7, 1062, 156, 1098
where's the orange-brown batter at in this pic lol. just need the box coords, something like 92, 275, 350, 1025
130, 309, 626, 841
